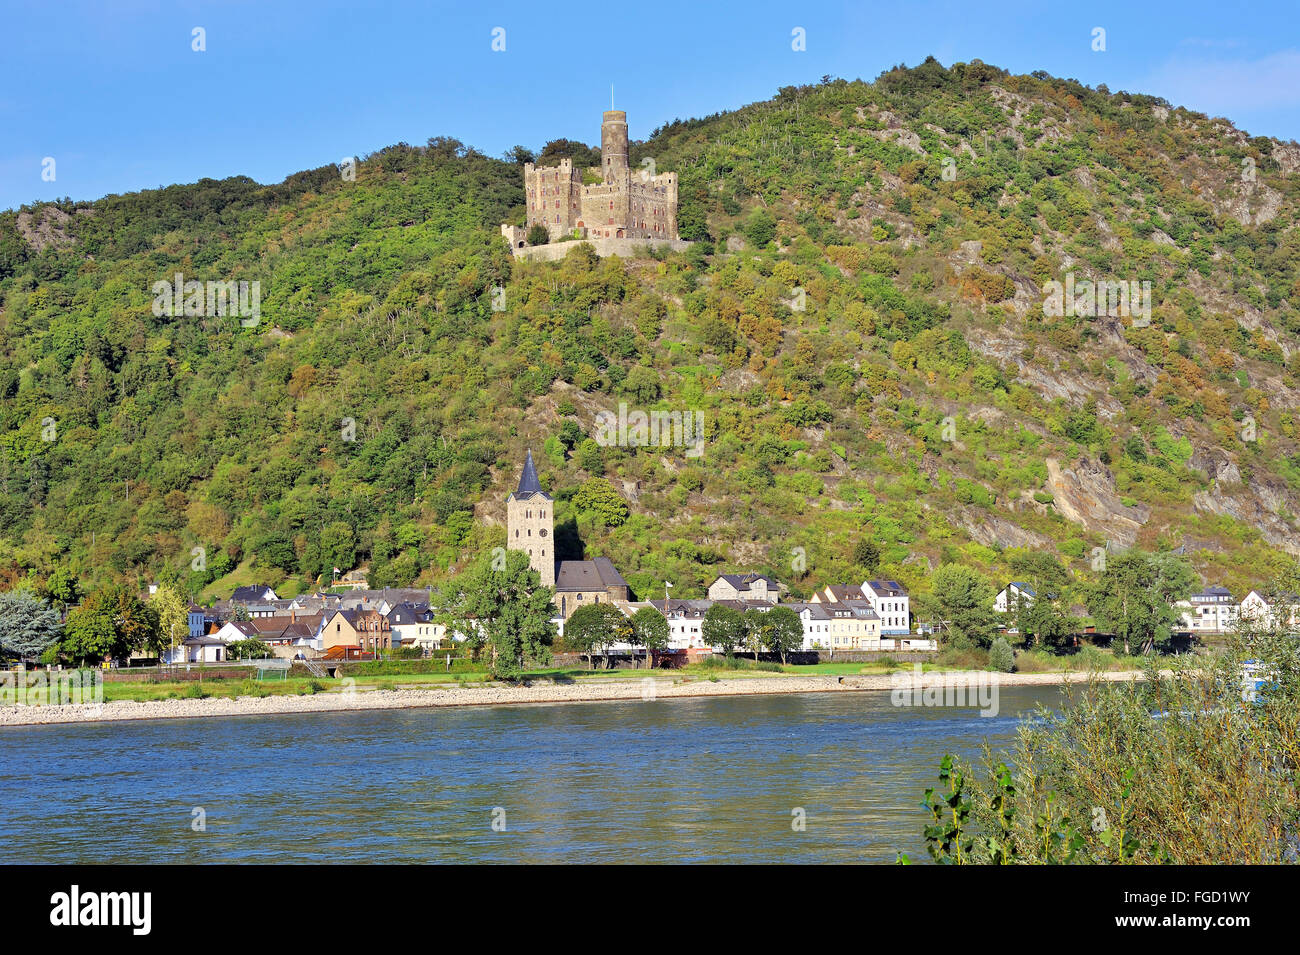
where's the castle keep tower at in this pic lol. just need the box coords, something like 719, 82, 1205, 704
506, 449, 555, 588
505, 109, 680, 246
600, 110, 629, 178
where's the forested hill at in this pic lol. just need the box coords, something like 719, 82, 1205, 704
3, 57, 1300, 605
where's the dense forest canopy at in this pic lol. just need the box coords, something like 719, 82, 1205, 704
2, 57, 1299, 607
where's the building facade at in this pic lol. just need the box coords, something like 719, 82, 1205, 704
708, 573, 781, 604
503, 110, 679, 246
506, 449, 556, 588
506, 450, 629, 618
1174, 585, 1239, 634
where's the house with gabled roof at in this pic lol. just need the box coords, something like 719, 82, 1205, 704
810, 580, 910, 635
993, 582, 1037, 614
554, 558, 630, 618
786, 600, 882, 650
862, 580, 910, 635
231, 585, 279, 603
387, 603, 443, 649
321, 608, 393, 653
707, 573, 782, 604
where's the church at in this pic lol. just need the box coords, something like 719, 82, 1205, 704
507, 449, 630, 619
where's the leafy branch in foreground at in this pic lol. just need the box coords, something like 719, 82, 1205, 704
899, 625, 1300, 864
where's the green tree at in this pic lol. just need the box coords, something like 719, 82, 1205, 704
623, 366, 661, 405
1086, 550, 1194, 655
42, 566, 80, 610
745, 209, 776, 248
527, 223, 550, 246
922, 565, 997, 648
577, 439, 604, 474
762, 605, 804, 664
227, 637, 272, 660
572, 478, 629, 527
0, 591, 63, 663
853, 539, 880, 574
702, 604, 745, 656
1017, 589, 1074, 651
741, 608, 768, 661
152, 583, 189, 664
565, 603, 632, 669
61, 584, 160, 664
444, 549, 556, 679
630, 606, 670, 668
989, 637, 1016, 672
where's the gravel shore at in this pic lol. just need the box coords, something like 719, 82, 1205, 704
0, 669, 1145, 728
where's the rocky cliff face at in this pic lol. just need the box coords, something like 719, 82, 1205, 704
1046, 457, 1149, 548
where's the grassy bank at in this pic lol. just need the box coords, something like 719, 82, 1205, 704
49, 647, 1156, 705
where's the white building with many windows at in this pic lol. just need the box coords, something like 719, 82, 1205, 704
1174, 585, 1239, 634
813, 581, 910, 635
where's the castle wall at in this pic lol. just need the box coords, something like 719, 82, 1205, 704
510, 110, 682, 247
524, 159, 582, 241
510, 236, 692, 261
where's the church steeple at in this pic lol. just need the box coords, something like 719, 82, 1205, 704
506, 449, 555, 587
516, 448, 543, 496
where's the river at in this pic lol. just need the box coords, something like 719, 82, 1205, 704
0, 685, 1062, 863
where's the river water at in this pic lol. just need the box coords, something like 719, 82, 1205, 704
0, 686, 1062, 864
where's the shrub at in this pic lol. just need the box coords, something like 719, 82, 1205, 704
989, 637, 1016, 672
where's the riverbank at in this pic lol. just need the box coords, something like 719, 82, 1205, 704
0, 669, 1146, 727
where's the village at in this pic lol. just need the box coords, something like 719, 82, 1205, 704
152, 451, 1294, 669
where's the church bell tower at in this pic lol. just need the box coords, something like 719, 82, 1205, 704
506, 449, 555, 587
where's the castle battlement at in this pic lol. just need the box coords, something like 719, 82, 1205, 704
503, 109, 680, 248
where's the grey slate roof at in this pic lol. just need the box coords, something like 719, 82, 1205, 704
717, 573, 779, 589
508, 449, 551, 501
555, 557, 628, 592
231, 585, 278, 602
866, 579, 909, 597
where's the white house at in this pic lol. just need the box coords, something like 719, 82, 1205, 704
863, 580, 910, 635
161, 634, 228, 664
210, 620, 264, 646
788, 601, 882, 650
1238, 590, 1299, 631
386, 603, 443, 649
993, 582, 1037, 614
1174, 586, 1239, 634
647, 600, 712, 650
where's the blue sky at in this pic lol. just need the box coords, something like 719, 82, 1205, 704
3, 0, 1299, 213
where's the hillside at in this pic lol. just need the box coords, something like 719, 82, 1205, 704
3, 57, 1300, 606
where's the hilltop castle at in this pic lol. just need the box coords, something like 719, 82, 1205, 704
501, 110, 681, 252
